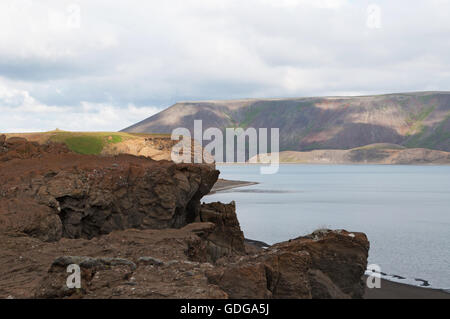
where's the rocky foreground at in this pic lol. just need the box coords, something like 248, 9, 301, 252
0, 135, 369, 299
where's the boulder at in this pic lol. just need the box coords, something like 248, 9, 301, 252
35, 256, 137, 298
196, 201, 246, 261
207, 229, 369, 299
272, 229, 370, 298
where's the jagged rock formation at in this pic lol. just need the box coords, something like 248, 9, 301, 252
0, 135, 218, 241
207, 230, 369, 299
196, 201, 246, 261
0, 136, 370, 299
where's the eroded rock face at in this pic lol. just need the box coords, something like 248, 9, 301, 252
0, 219, 369, 299
206, 229, 369, 299
24, 223, 231, 299
195, 201, 246, 262
0, 138, 219, 241
26, 227, 368, 299
273, 229, 370, 298
0, 198, 63, 242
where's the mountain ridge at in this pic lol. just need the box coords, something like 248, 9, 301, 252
122, 91, 450, 152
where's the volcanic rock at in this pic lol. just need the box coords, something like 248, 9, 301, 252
0, 138, 219, 241
206, 229, 369, 299
196, 201, 246, 261
0, 137, 370, 299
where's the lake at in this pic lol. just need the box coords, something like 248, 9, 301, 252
205, 164, 450, 290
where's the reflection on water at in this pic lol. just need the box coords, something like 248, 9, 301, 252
206, 164, 450, 289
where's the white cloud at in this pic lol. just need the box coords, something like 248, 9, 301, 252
0, 0, 449, 132
263, 0, 348, 9
0, 84, 160, 132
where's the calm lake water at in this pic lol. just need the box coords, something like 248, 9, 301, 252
205, 164, 450, 289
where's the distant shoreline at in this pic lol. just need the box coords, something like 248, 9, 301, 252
248, 146, 450, 166
216, 162, 450, 166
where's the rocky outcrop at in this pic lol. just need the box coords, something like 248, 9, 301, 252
0, 136, 370, 299
195, 201, 246, 261
0, 211, 370, 299
25, 227, 368, 299
206, 229, 369, 299
273, 229, 369, 298
0, 136, 219, 241
5, 224, 231, 299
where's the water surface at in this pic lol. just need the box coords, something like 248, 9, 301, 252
205, 164, 450, 289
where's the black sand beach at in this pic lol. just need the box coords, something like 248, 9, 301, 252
365, 278, 450, 299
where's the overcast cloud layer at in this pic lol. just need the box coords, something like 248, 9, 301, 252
1, 0, 449, 132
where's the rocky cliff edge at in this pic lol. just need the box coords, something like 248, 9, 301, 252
0, 135, 369, 299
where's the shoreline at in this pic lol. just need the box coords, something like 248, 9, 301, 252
364, 277, 450, 299
211, 178, 450, 299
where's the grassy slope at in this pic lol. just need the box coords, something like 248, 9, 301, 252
3, 130, 169, 155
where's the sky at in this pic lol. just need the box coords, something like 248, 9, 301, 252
1, 0, 449, 132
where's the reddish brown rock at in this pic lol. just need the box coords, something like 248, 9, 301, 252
0, 224, 229, 299
0, 225, 369, 299
0, 138, 219, 241
273, 229, 370, 298
196, 201, 246, 261
0, 198, 62, 242
0, 137, 69, 162
207, 250, 313, 299
0, 137, 370, 299
206, 229, 369, 299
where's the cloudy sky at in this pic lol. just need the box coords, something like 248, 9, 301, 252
1, 0, 449, 132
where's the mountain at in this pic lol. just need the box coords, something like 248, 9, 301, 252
122, 91, 450, 152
